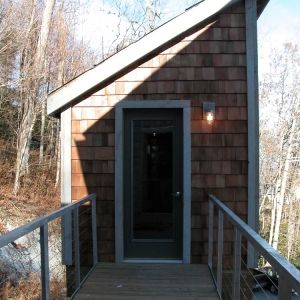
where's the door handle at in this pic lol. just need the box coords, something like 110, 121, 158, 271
171, 191, 181, 197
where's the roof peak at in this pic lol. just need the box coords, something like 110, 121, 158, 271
47, 0, 269, 116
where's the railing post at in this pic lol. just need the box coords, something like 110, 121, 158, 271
40, 224, 50, 300
206, 194, 300, 298
62, 210, 73, 265
91, 195, 98, 266
208, 198, 213, 270
74, 207, 80, 289
217, 210, 223, 296
232, 228, 242, 299
0, 194, 98, 300
278, 278, 292, 300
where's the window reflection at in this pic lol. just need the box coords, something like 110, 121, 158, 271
132, 120, 174, 240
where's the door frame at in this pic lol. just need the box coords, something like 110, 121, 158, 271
115, 100, 191, 263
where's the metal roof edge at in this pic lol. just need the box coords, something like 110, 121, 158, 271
257, 0, 270, 18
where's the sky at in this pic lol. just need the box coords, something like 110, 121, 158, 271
78, 0, 300, 71
77, 0, 197, 56
258, 0, 300, 45
257, 0, 300, 74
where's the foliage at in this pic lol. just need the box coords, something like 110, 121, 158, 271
0, 138, 62, 298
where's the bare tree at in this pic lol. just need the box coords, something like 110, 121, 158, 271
14, 0, 56, 194
94, 0, 169, 58
8, 0, 101, 193
38, 0, 56, 165
259, 43, 300, 252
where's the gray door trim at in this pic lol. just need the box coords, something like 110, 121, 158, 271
61, 105, 72, 265
115, 100, 191, 263
245, 0, 259, 268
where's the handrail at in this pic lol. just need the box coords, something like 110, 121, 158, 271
208, 194, 300, 299
0, 193, 98, 300
0, 194, 95, 248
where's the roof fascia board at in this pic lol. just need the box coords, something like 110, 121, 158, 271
257, 0, 270, 18
47, 0, 240, 116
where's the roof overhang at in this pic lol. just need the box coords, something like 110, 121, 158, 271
47, 0, 269, 116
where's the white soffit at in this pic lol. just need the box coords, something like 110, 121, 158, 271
47, 0, 240, 116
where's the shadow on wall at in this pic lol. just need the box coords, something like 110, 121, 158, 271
72, 8, 248, 264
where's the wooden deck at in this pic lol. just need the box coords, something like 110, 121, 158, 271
74, 263, 219, 299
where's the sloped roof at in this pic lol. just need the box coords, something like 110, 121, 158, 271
47, 0, 269, 116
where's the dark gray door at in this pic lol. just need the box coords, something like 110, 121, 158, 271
124, 109, 183, 259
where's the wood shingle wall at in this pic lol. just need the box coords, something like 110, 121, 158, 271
71, 1, 248, 264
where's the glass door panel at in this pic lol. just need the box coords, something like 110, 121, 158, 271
132, 121, 174, 240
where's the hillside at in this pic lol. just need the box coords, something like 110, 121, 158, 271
0, 145, 60, 231
0, 141, 60, 225
0, 142, 62, 299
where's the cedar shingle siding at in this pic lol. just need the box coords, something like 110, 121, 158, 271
71, 2, 248, 263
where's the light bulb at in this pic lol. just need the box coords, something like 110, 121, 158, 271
207, 112, 213, 122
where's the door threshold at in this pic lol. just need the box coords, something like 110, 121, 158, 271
123, 259, 183, 264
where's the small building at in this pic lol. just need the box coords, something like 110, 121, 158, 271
47, 0, 269, 264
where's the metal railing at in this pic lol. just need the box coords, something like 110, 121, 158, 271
0, 194, 97, 300
208, 194, 300, 300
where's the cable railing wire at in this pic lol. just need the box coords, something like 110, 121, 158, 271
208, 194, 300, 300
0, 194, 97, 300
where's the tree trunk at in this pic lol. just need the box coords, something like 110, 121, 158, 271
145, 0, 155, 31
37, 0, 55, 165
268, 135, 284, 246
14, 0, 56, 194
272, 97, 299, 250
14, 96, 36, 194
287, 202, 295, 261
13, 0, 38, 195
36, 0, 56, 68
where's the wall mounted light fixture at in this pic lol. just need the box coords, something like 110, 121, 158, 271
203, 102, 215, 125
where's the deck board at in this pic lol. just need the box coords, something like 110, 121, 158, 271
74, 263, 219, 299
